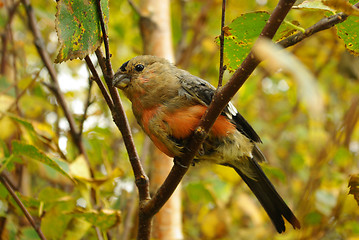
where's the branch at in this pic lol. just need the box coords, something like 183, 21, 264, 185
95, 0, 112, 78
0, 174, 47, 240
217, 0, 226, 88
127, 0, 142, 17
278, 2, 359, 48
94, 49, 149, 201
84, 56, 114, 110
78, 78, 93, 136
143, 0, 297, 217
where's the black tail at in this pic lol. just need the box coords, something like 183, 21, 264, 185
227, 159, 301, 233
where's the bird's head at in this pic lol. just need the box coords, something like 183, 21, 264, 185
113, 55, 181, 107
113, 55, 171, 89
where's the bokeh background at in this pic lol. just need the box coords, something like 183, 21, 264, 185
0, 0, 358, 239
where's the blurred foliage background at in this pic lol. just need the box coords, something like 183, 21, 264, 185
0, 0, 358, 239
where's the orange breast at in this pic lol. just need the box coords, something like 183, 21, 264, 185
139, 105, 236, 158
140, 107, 176, 157
163, 105, 235, 139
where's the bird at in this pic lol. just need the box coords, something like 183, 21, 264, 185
113, 55, 301, 233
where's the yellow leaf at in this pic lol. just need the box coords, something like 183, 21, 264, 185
69, 155, 91, 179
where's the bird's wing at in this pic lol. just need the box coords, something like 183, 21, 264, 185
176, 69, 262, 143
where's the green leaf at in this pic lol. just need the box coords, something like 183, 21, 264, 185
336, 15, 359, 55
296, 0, 336, 12
62, 218, 92, 240
12, 141, 74, 182
0, 183, 8, 199
185, 182, 214, 203
262, 164, 286, 182
221, 12, 268, 71
207, 178, 231, 203
221, 12, 296, 71
304, 211, 322, 225
20, 227, 39, 240
0, 139, 10, 157
9, 115, 37, 141
55, 0, 109, 62
38, 187, 70, 202
0, 154, 15, 173
69, 208, 121, 230
42, 205, 73, 240
323, 0, 359, 16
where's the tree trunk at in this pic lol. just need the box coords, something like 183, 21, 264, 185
139, 0, 183, 239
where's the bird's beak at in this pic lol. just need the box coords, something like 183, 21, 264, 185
113, 72, 130, 89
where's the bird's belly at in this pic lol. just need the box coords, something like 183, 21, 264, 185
197, 131, 254, 165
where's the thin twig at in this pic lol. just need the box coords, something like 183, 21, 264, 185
79, 79, 93, 136
95, 0, 113, 78
0, 174, 47, 240
217, 0, 226, 88
175, 0, 189, 64
0, 71, 39, 120
85, 56, 114, 110
127, 0, 142, 17
277, 3, 359, 49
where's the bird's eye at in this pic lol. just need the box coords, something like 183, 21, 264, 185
134, 64, 144, 72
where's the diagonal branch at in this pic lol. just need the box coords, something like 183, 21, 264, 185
278, 1, 359, 48
85, 56, 114, 110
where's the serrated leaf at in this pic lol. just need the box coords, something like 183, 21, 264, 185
220, 12, 296, 71
336, 15, 359, 55
296, 0, 336, 12
12, 141, 74, 182
55, 0, 109, 63
69, 208, 121, 229
323, 0, 359, 16
221, 12, 269, 71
